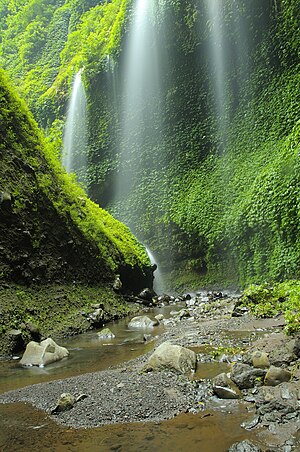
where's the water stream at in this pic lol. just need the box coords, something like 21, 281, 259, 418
0, 300, 273, 451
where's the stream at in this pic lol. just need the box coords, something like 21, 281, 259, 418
0, 299, 281, 451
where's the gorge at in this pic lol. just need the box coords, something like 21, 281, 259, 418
0, 0, 300, 450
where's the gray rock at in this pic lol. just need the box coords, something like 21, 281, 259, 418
241, 415, 260, 430
213, 386, 240, 399
113, 275, 122, 292
88, 308, 104, 324
128, 315, 158, 329
137, 288, 155, 302
155, 314, 164, 322
228, 439, 261, 451
231, 363, 267, 389
251, 350, 270, 369
20, 338, 69, 367
269, 345, 296, 366
291, 336, 300, 357
0, 191, 12, 205
264, 366, 291, 386
212, 373, 241, 399
145, 341, 197, 374
97, 328, 115, 339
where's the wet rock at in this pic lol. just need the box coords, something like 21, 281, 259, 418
264, 366, 291, 386
145, 341, 197, 374
231, 363, 267, 389
182, 293, 191, 301
97, 328, 115, 339
241, 415, 260, 430
128, 315, 158, 329
88, 308, 104, 325
113, 275, 122, 292
20, 338, 69, 367
232, 306, 248, 317
137, 288, 155, 302
157, 294, 172, 304
212, 373, 241, 399
256, 384, 298, 423
178, 309, 191, 319
251, 350, 270, 369
0, 191, 12, 206
51, 393, 76, 414
228, 439, 261, 451
155, 314, 164, 322
6, 329, 25, 353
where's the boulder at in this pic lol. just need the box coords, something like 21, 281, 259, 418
251, 350, 270, 369
51, 393, 75, 414
0, 191, 12, 206
97, 327, 115, 339
20, 338, 69, 367
113, 275, 122, 292
212, 372, 241, 399
264, 366, 291, 386
228, 440, 261, 452
145, 341, 197, 374
269, 345, 296, 366
155, 314, 164, 322
137, 288, 155, 302
88, 308, 104, 326
157, 294, 172, 304
231, 363, 267, 389
128, 315, 158, 329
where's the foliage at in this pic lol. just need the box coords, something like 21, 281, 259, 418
241, 281, 300, 334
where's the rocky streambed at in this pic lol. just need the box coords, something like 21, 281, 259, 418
1, 292, 300, 451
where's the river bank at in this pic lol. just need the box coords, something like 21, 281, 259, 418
1, 293, 300, 451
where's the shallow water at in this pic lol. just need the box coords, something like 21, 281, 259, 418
0, 402, 259, 452
0, 302, 265, 451
0, 305, 177, 394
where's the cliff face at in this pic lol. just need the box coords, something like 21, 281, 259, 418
1, 0, 300, 289
0, 69, 152, 292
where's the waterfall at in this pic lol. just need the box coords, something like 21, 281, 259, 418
204, 0, 249, 147
62, 69, 87, 181
145, 246, 165, 294
205, 0, 226, 138
114, 0, 162, 223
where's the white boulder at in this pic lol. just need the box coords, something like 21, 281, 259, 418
20, 338, 69, 367
145, 341, 197, 373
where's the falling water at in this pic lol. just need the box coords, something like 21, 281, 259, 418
114, 0, 162, 220
62, 69, 87, 180
205, 0, 226, 138
204, 0, 249, 147
145, 246, 165, 294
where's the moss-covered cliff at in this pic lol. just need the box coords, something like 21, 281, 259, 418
0, 68, 151, 289
0, 67, 152, 354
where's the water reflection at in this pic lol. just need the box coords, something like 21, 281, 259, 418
0, 402, 260, 452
